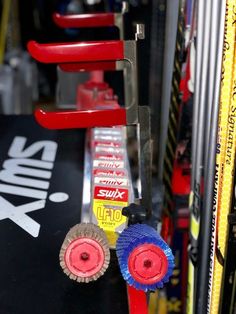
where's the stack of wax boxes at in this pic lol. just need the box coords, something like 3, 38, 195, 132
90, 126, 133, 248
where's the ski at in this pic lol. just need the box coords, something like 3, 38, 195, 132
196, 0, 225, 312
187, 0, 209, 311
209, 1, 236, 313
220, 173, 236, 313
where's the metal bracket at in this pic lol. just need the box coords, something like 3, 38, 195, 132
138, 106, 152, 217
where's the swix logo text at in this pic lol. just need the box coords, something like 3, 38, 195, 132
93, 169, 125, 177
100, 180, 123, 185
94, 177, 127, 186
93, 160, 124, 168
95, 186, 128, 201
0, 136, 68, 238
97, 188, 125, 199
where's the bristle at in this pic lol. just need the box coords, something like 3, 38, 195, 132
59, 223, 110, 283
116, 224, 174, 291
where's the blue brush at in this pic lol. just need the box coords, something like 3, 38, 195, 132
116, 224, 174, 291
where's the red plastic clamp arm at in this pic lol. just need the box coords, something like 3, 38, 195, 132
27, 40, 124, 64
53, 12, 115, 28
35, 108, 127, 129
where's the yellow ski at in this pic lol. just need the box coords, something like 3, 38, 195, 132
210, 2, 236, 312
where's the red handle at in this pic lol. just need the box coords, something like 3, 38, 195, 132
53, 12, 115, 28
127, 286, 148, 314
59, 61, 117, 72
27, 40, 124, 64
35, 108, 127, 129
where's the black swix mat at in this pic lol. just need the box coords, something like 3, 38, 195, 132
0, 116, 128, 314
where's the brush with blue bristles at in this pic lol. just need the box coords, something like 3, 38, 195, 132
116, 223, 174, 291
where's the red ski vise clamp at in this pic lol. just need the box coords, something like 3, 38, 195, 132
27, 25, 145, 129
52, 3, 128, 111
35, 108, 127, 129
27, 40, 125, 64
53, 1, 128, 39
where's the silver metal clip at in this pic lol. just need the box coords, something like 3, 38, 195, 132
135, 24, 145, 40
122, 1, 129, 14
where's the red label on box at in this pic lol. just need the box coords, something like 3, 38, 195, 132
93, 140, 123, 148
94, 153, 124, 161
93, 169, 127, 177
93, 160, 124, 168
94, 186, 129, 202
94, 177, 128, 186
